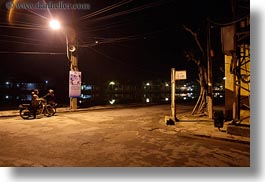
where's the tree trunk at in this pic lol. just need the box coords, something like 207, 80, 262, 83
192, 66, 207, 115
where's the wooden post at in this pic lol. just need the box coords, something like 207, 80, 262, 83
171, 68, 176, 120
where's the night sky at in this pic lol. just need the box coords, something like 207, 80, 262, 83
0, 0, 249, 86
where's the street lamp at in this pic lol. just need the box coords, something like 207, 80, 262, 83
49, 19, 79, 110
49, 19, 61, 30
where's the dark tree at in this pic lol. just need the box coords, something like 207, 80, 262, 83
183, 25, 208, 115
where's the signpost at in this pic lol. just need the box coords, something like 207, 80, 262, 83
171, 69, 187, 121
171, 68, 176, 121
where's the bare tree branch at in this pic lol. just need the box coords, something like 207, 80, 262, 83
183, 25, 204, 53
183, 25, 208, 115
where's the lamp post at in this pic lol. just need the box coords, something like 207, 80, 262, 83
49, 19, 79, 110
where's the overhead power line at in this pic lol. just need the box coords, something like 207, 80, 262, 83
87, 0, 167, 23
79, 0, 133, 21
79, 28, 167, 47
0, 24, 48, 30
0, 51, 65, 55
84, 46, 164, 77
208, 14, 250, 26
0, 33, 50, 43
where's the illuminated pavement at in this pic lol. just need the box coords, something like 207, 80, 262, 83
0, 104, 250, 167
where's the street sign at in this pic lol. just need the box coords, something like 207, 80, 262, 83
175, 70, 187, 80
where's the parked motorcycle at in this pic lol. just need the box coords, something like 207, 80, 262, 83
19, 99, 55, 119
48, 102, 57, 115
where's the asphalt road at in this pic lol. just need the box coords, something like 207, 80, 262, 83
0, 105, 250, 167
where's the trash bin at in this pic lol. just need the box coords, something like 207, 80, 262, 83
214, 110, 224, 128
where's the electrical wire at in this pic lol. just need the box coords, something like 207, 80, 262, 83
0, 21, 45, 28
79, 28, 167, 47
79, 0, 133, 21
87, 0, 167, 23
0, 8, 46, 24
80, 42, 164, 77
0, 38, 49, 46
0, 51, 65, 55
24, 8, 49, 20
208, 14, 250, 26
0, 37, 63, 48
80, 20, 130, 34
0, 24, 49, 30
0, 33, 50, 43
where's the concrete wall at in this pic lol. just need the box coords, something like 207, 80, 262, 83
224, 44, 250, 120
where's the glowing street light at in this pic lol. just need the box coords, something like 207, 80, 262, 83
49, 19, 61, 30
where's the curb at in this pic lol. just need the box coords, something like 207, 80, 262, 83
191, 133, 250, 144
176, 132, 250, 144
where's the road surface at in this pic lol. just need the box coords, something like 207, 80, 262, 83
0, 105, 250, 167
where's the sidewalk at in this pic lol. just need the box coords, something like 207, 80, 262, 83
0, 105, 250, 144
171, 109, 250, 144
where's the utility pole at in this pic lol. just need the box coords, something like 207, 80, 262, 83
69, 52, 78, 110
232, 0, 239, 122
67, 28, 79, 110
207, 19, 213, 119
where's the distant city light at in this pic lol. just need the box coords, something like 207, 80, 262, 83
165, 83, 169, 87
109, 99, 116, 105
45, 80, 49, 84
95, 40, 99, 44
82, 85, 92, 90
5, 81, 9, 85
81, 94, 92, 99
187, 87, 193, 91
146, 83, 150, 86
146, 98, 150, 103
165, 97, 169, 101
180, 86, 186, 91
109, 81, 115, 85
223, 77, 227, 80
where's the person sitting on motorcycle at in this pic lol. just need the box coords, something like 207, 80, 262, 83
31, 89, 44, 119
43, 89, 57, 107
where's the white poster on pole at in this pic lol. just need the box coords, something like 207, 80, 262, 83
69, 71, 81, 97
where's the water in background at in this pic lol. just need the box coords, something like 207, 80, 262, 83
0, 81, 224, 110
